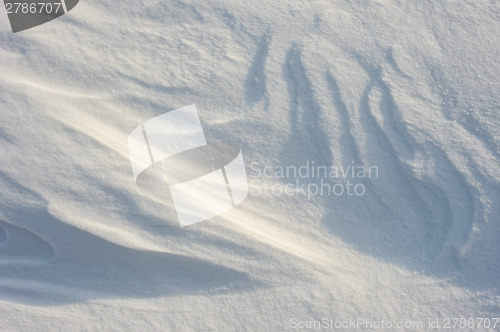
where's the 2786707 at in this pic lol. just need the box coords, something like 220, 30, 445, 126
5, 2, 63, 14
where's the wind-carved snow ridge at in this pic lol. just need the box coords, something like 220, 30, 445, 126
350, 50, 495, 286
0, 220, 54, 264
245, 32, 271, 109
0, 172, 254, 305
281, 44, 333, 169
260, 41, 499, 287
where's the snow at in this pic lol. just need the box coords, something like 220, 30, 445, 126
0, 0, 499, 330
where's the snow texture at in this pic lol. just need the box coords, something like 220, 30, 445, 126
0, 0, 499, 331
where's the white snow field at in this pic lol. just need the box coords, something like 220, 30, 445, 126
0, 0, 499, 331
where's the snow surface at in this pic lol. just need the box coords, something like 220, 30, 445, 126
0, 0, 499, 331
